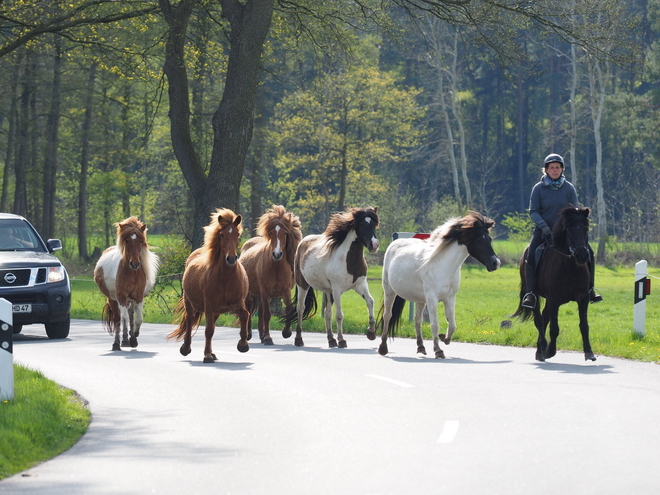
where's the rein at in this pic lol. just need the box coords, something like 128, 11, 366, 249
550, 229, 587, 259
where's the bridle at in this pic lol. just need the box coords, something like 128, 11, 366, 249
551, 224, 589, 260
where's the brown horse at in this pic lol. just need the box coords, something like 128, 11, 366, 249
94, 217, 159, 351
166, 208, 250, 362
240, 205, 303, 345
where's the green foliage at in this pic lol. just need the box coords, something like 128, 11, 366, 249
501, 212, 534, 243
150, 235, 191, 315
0, 366, 90, 480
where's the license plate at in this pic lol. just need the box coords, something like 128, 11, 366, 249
12, 304, 31, 313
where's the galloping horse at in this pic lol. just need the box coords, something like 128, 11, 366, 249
512, 206, 596, 362
166, 209, 250, 362
378, 212, 500, 359
284, 207, 380, 348
94, 216, 159, 351
240, 205, 303, 345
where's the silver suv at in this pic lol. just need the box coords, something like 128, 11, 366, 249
0, 213, 71, 338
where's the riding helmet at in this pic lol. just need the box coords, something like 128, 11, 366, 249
544, 153, 564, 166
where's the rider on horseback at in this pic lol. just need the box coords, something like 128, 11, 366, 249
521, 153, 603, 309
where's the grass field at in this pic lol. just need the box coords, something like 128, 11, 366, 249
69, 255, 660, 362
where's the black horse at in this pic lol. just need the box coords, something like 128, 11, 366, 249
512, 206, 596, 362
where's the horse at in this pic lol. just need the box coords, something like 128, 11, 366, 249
512, 206, 596, 362
378, 212, 500, 359
240, 205, 303, 345
94, 216, 159, 351
166, 208, 250, 363
284, 207, 380, 348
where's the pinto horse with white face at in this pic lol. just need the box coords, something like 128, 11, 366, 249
284, 207, 380, 348
240, 205, 303, 345
378, 212, 500, 359
94, 216, 159, 351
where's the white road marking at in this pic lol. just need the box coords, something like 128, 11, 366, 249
437, 420, 460, 444
365, 374, 414, 388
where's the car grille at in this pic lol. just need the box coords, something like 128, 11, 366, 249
0, 267, 49, 288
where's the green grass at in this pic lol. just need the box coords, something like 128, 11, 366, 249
0, 366, 91, 479
71, 260, 660, 362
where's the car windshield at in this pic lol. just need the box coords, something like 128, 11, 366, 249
0, 219, 46, 252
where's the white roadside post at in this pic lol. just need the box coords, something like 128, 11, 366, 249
0, 298, 14, 401
633, 260, 649, 337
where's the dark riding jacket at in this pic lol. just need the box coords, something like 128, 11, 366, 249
529, 175, 579, 232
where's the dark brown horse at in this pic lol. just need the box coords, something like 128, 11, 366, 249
512, 206, 596, 362
284, 207, 380, 348
94, 217, 159, 351
240, 205, 303, 345
166, 209, 250, 362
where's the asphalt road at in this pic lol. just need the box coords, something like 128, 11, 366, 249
2, 319, 660, 494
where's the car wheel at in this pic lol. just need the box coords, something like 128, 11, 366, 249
45, 316, 70, 339
12, 323, 23, 334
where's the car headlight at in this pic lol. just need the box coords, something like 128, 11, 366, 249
48, 266, 66, 283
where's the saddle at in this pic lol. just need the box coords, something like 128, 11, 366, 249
533, 241, 549, 274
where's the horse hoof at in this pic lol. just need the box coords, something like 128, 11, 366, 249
535, 351, 545, 362
378, 343, 388, 356
262, 336, 274, 346
417, 346, 427, 355
338, 340, 347, 348
585, 353, 597, 361
439, 333, 451, 345
282, 329, 292, 339
545, 349, 556, 359
180, 345, 191, 356
366, 330, 376, 341
328, 338, 338, 348
294, 337, 304, 347
237, 340, 249, 353
203, 356, 216, 363
121, 339, 130, 347
112, 343, 121, 351
129, 337, 138, 348
435, 349, 446, 359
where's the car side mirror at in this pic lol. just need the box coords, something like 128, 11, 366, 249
46, 239, 62, 253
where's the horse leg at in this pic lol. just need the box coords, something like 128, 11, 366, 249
260, 298, 274, 345
179, 300, 196, 357
544, 302, 560, 359
439, 294, 457, 345
352, 279, 376, 341
534, 304, 548, 361
118, 302, 131, 348
237, 307, 250, 354
324, 293, 338, 348
294, 285, 306, 347
129, 301, 143, 348
414, 302, 426, 355
281, 291, 294, 339
378, 287, 394, 356
578, 299, 596, 361
331, 291, 347, 348
203, 313, 218, 363
426, 297, 445, 359
109, 299, 122, 351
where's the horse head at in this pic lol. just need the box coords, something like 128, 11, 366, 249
354, 207, 380, 253
457, 212, 501, 272
257, 205, 302, 263
116, 217, 148, 271
205, 208, 243, 266
554, 206, 590, 265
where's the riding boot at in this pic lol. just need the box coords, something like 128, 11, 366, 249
588, 248, 603, 303
522, 258, 537, 309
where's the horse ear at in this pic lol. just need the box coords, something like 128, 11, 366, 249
581, 207, 591, 218
234, 214, 242, 227
141, 223, 147, 232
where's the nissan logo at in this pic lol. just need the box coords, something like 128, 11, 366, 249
4, 273, 16, 284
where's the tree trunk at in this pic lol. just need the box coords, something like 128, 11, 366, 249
1, 59, 20, 212
78, 63, 96, 261
42, 37, 62, 239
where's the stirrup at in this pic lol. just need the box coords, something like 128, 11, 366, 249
521, 292, 537, 309
590, 288, 603, 304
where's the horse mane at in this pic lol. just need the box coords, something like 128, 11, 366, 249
114, 216, 159, 289
323, 207, 379, 253
422, 211, 494, 265
256, 205, 303, 267
203, 208, 243, 260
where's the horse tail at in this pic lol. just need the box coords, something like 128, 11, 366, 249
100, 300, 113, 335
166, 297, 202, 341
388, 296, 406, 338
281, 286, 318, 326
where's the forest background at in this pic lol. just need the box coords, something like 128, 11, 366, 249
1, 0, 659, 271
